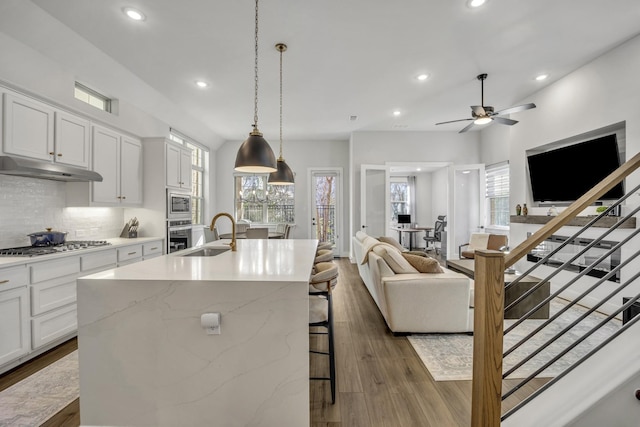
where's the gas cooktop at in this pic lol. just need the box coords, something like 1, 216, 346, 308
0, 240, 111, 257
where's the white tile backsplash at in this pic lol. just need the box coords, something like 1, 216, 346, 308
0, 175, 124, 248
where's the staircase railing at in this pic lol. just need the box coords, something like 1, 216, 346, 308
471, 152, 640, 427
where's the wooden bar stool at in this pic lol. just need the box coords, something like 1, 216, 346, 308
309, 261, 339, 404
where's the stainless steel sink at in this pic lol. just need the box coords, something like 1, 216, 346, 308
181, 247, 230, 257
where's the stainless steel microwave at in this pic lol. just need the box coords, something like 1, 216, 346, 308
167, 190, 192, 218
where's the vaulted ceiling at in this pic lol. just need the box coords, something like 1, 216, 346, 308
7, 1, 640, 145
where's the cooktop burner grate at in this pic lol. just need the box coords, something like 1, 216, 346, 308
0, 240, 112, 256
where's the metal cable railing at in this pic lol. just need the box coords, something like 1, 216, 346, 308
499, 186, 640, 421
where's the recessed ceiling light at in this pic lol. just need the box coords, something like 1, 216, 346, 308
468, 0, 486, 7
417, 74, 429, 81
123, 7, 145, 21
195, 80, 209, 88
416, 168, 422, 172
535, 74, 549, 81
393, 110, 401, 117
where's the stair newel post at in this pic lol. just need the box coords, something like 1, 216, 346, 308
471, 250, 505, 427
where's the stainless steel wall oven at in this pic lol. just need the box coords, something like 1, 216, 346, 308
167, 219, 193, 253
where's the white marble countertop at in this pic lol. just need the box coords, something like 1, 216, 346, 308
0, 236, 164, 268
81, 239, 319, 283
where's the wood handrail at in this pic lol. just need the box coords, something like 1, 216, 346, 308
505, 151, 640, 268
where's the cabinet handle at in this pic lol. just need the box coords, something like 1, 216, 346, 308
150, 247, 158, 250
122, 196, 126, 200
57, 153, 62, 157
0, 280, 9, 285
49, 152, 55, 155
128, 252, 137, 256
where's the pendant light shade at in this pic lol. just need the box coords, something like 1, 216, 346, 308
235, 129, 277, 173
269, 158, 295, 184
234, 0, 277, 173
268, 43, 295, 185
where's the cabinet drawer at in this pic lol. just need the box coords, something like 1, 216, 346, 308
31, 304, 77, 349
31, 276, 77, 316
118, 245, 143, 263
30, 257, 80, 284
143, 241, 162, 257
81, 250, 117, 272
0, 265, 28, 291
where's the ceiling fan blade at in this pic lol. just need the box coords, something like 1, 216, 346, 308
470, 105, 486, 116
459, 122, 476, 133
435, 118, 474, 125
493, 116, 518, 126
493, 103, 536, 116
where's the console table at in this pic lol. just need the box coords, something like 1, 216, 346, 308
447, 258, 550, 319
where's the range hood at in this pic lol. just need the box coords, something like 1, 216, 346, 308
0, 156, 103, 182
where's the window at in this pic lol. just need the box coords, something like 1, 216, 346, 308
390, 178, 409, 222
74, 82, 111, 112
169, 131, 208, 225
234, 174, 295, 224
486, 162, 510, 227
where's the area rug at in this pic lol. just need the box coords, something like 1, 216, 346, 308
408, 300, 621, 381
0, 350, 79, 427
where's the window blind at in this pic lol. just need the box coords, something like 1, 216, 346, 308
486, 161, 509, 198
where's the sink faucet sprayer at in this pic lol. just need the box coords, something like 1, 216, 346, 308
210, 213, 236, 251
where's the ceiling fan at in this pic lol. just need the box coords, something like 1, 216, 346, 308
436, 73, 536, 133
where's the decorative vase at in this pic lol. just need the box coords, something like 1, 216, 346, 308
523, 203, 528, 216
515, 204, 522, 216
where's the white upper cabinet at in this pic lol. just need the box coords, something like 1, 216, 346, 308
54, 111, 90, 168
166, 141, 192, 190
3, 92, 55, 161
90, 125, 142, 206
120, 135, 143, 205
3, 92, 90, 168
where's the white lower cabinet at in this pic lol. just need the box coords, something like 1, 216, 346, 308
29, 257, 80, 350
31, 304, 77, 349
0, 286, 30, 366
143, 241, 162, 260
0, 239, 163, 372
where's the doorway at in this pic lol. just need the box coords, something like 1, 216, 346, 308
309, 168, 342, 256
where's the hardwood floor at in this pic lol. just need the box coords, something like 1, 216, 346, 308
1, 257, 542, 426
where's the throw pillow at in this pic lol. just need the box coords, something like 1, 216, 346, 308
377, 236, 405, 252
401, 253, 444, 273
372, 245, 418, 274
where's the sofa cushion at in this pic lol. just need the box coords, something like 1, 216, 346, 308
402, 253, 444, 273
372, 245, 418, 274
378, 236, 405, 252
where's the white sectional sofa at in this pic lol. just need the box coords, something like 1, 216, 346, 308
352, 231, 474, 333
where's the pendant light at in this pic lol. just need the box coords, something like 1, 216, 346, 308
268, 43, 295, 185
234, 0, 277, 173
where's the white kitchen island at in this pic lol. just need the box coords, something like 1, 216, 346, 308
77, 238, 318, 427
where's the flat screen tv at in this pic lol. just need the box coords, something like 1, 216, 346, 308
527, 134, 624, 203
397, 214, 411, 224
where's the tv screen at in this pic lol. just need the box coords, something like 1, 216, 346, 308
397, 214, 411, 224
527, 134, 624, 203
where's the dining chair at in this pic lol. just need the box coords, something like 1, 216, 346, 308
245, 227, 269, 239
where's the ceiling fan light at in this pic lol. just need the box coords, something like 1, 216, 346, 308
474, 117, 492, 125
235, 130, 277, 173
268, 158, 295, 185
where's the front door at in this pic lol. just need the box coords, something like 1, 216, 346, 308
309, 168, 342, 256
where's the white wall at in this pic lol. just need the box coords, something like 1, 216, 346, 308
482, 33, 640, 313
